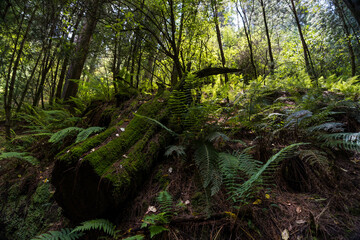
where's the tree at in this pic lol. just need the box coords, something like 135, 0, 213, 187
342, 0, 360, 26
62, 0, 104, 101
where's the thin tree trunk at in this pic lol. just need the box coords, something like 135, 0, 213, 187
236, 1, 257, 79
290, 0, 315, 80
16, 50, 43, 112
260, 0, 274, 75
335, 0, 357, 76
4, 8, 35, 139
212, 0, 228, 83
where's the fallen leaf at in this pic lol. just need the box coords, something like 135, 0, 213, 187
265, 194, 270, 199
253, 199, 262, 205
296, 220, 306, 224
281, 229, 289, 240
296, 206, 302, 213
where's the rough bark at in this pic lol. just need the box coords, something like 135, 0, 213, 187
62, 0, 103, 101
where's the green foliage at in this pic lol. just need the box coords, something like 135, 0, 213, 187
72, 219, 116, 237
0, 151, 39, 165
164, 145, 186, 158
49, 126, 105, 144
18, 104, 79, 134
75, 127, 106, 143
122, 235, 145, 240
49, 127, 83, 144
157, 190, 173, 213
31, 228, 84, 240
194, 142, 222, 196
140, 191, 174, 238
225, 143, 304, 203
135, 114, 178, 136
307, 122, 345, 133
320, 132, 360, 151
298, 149, 330, 171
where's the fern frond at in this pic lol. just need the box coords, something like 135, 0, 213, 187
228, 143, 304, 202
72, 219, 116, 237
49, 127, 83, 144
164, 145, 186, 157
122, 235, 145, 240
157, 191, 173, 214
320, 132, 360, 151
285, 110, 312, 127
194, 142, 222, 196
31, 228, 84, 240
206, 132, 230, 142
135, 114, 178, 136
307, 122, 345, 133
0, 152, 39, 165
298, 149, 329, 170
75, 127, 105, 143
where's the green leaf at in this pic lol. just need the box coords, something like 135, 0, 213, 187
149, 225, 168, 238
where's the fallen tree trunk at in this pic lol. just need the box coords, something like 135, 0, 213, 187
51, 96, 170, 221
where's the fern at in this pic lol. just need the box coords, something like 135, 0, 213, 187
164, 145, 186, 158
49, 127, 83, 144
31, 228, 83, 240
122, 235, 145, 240
226, 143, 304, 202
0, 152, 39, 165
320, 132, 360, 151
298, 149, 329, 170
72, 219, 116, 237
284, 110, 313, 128
75, 127, 105, 143
194, 142, 222, 196
157, 190, 173, 214
135, 114, 178, 136
307, 122, 345, 133
206, 131, 230, 142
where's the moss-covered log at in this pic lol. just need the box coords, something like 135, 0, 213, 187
51, 97, 169, 221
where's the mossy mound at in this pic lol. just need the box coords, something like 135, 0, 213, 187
51, 96, 170, 221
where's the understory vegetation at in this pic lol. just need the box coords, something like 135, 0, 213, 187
1, 0, 360, 239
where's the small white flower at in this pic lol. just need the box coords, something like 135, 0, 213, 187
116, 133, 119, 137
91, 148, 95, 152
119, 164, 123, 169
184, 200, 190, 205
120, 128, 125, 132
168, 167, 173, 173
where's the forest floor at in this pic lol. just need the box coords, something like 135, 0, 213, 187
1, 88, 360, 240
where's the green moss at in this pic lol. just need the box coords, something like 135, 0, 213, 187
80, 98, 167, 176
56, 124, 118, 164
1, 182, 62, 240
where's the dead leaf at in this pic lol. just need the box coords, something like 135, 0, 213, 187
281, 229, 289, 240
296, 206, 302, 213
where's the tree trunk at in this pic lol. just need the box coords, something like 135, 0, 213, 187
16, 50, 43, 112
335, 0, 357, 76
4, 8, 35, 139
236, 1, 257, 79
342, 0, 360, 26
290, 0, 316, 80
260, 0, 274, 75
62, 0, 102, 101
55, 14, 82, 101
212, 0, 228, 83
